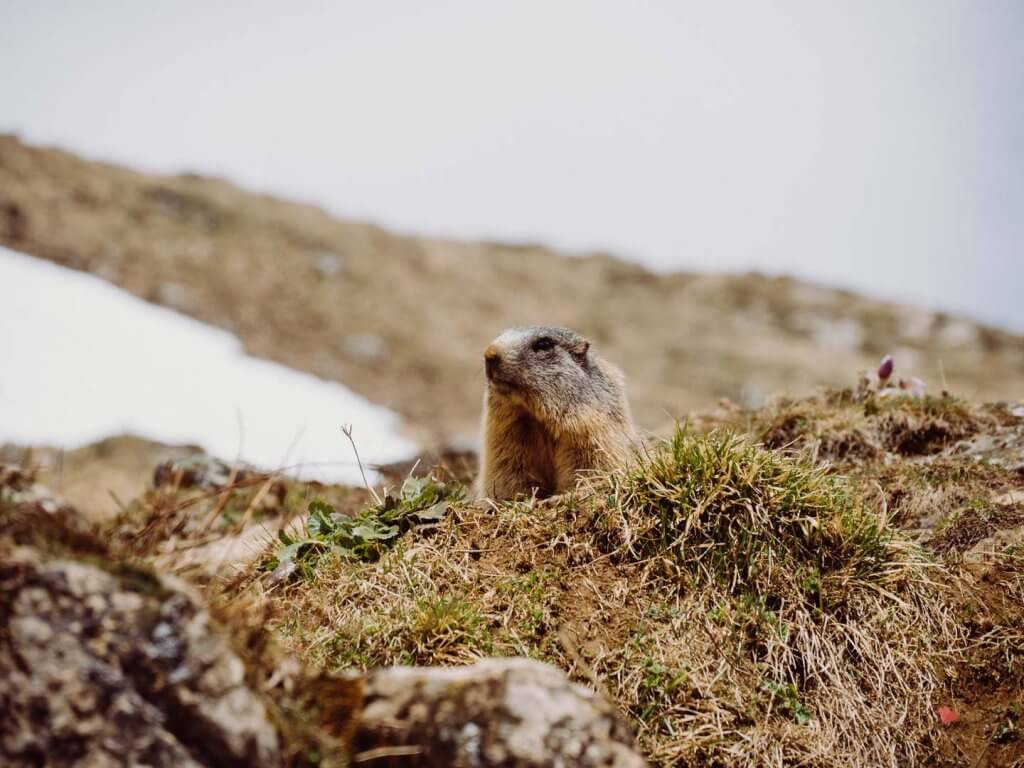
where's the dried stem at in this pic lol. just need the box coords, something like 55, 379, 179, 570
341, 424, 383, 505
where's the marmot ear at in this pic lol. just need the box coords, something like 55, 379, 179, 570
572, 338, 591, 366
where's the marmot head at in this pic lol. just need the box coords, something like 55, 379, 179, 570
483, 326, 621, 431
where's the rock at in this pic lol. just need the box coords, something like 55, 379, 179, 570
954, 419, 1024, 472
811, 317, 863, 352
0, 463, 93, 548
312, 250, 345, 278
354, 657, 647, 767
0, 545, 281, 767
156, 281, 192, 310
1, 463, 67, 510
344, 333, 385, 361
152, 454, 256, 490
965, 524, 1024, 566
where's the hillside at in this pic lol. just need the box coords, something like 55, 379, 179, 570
4, 386, 1022, 766
2, 135, 1022, 448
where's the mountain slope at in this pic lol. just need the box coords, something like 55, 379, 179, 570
2, 134, 1021, 444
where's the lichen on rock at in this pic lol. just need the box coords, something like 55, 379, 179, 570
354, 657, 647, 768
0, 544, 281, 767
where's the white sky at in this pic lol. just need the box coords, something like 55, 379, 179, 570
1, 1, 1021, 330
0, 246, 416, 481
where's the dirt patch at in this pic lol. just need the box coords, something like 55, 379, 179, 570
927, 504, 1024, 554
931, 562, 1024, 768
1, 435, 202, 523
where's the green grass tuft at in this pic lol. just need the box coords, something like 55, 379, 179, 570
605, 430, 898, 606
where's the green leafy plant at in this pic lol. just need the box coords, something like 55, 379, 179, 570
268, 475, 463, 580
762, 680, 812, 725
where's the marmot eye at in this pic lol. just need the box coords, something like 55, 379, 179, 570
531, 337, 556, 353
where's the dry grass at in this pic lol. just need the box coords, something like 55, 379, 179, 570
228, 429, 973, 767
8, 386, 1020, 765
752, 391, 987, 463
590, 431, 960, 766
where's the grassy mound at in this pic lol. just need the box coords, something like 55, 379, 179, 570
754, 391, 986, 462
594, 432, 957, 765
247, 430, 962, 767
604, 430, 897, 596
20, 389, 1019, 765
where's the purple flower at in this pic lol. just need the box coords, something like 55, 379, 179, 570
877, 354, 894, 382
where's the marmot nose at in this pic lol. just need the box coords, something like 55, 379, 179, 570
484, 347, 501, 380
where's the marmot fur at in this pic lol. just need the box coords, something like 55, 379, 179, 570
475, 326, 637, 500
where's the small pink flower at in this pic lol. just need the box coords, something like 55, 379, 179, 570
899, 376, 926, 399
938, 706, 959, 725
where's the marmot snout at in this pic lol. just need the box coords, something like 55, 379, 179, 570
476, 326, 638, 500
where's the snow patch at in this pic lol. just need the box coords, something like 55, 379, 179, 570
0, 246, 417, 482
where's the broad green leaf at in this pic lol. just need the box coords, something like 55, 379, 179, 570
400, 476, 428, 501
415, 501, 449, 521
277, 542, 303, 564
308, 499, 336, 517
351, 522, 399, 540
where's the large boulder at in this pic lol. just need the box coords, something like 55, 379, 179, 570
355, 657, 647, 768
0, 544, 282, 767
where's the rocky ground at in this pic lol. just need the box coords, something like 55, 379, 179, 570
0, 463, 646, 767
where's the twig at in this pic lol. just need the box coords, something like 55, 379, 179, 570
200, 466, 239, 534
159, 474, 269, 516
107, 489, 128, 515
558, 626, 611, 701
352, 745, 423, 762
234, 473, 278, 533
341, 424, 383, 505
938, 357, 949, 393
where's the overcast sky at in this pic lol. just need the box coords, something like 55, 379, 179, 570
2, 1, 1021, 330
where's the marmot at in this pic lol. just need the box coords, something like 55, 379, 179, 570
475, 326, 638, 500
